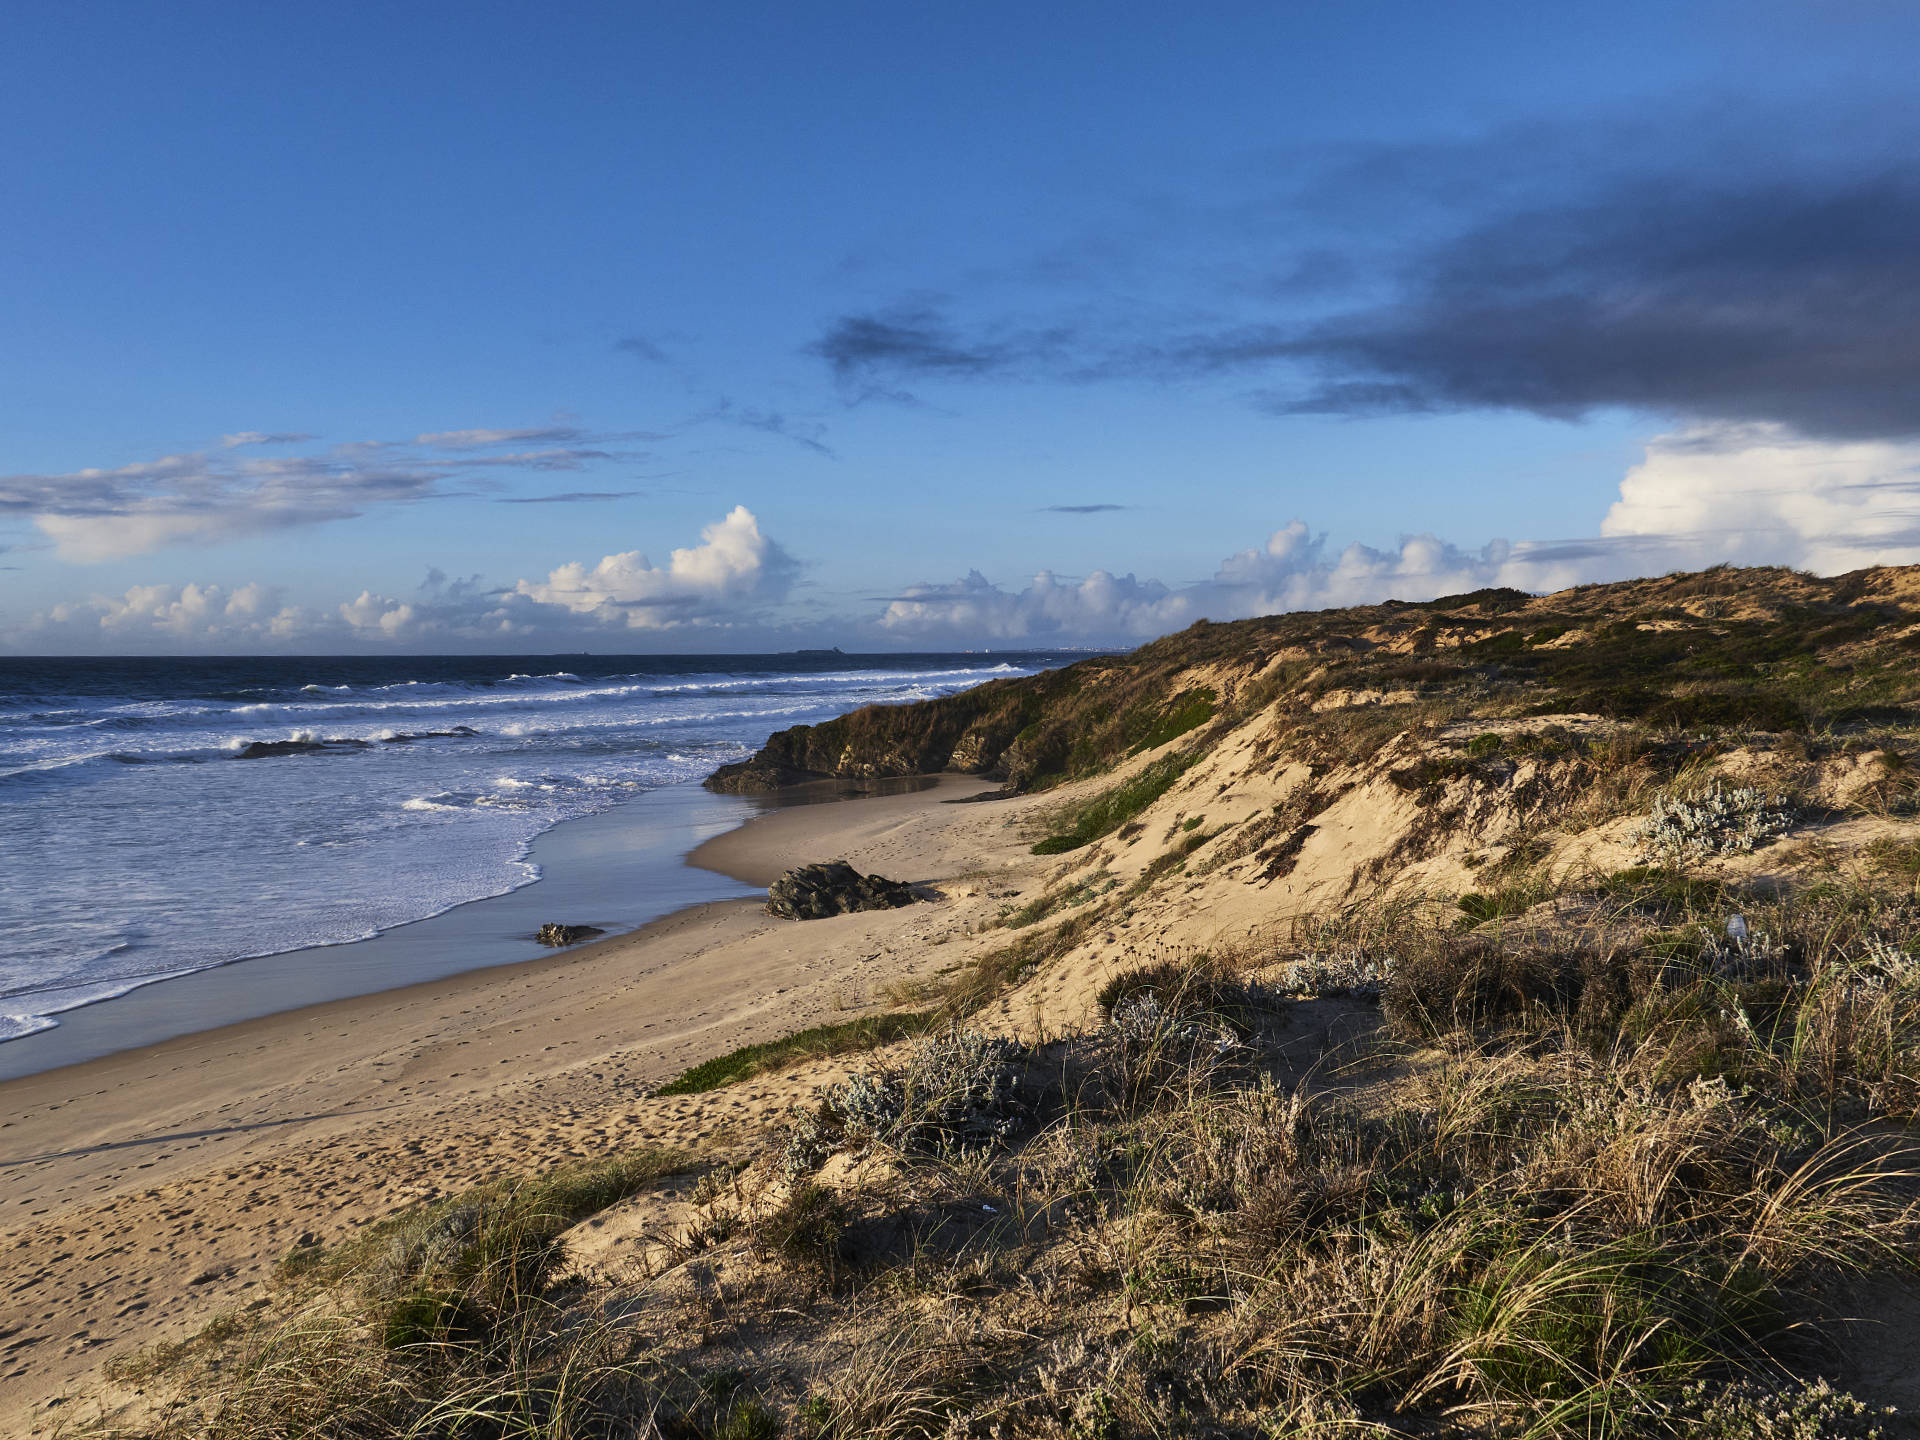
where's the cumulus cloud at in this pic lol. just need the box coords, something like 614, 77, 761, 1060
28, 581, 308, 645
881, 569, 1189, 641
514, 505, 797, 629
11, 507, 805, 651
23, 429, 1920, 654
877, 427, 1920, 643
877, 526, 1517, 643
1597, 424, 1920, 572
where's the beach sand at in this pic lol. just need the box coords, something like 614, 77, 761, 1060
0, 774, 1061, 1433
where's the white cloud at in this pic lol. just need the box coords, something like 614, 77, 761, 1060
1599, 423, 1920, 571
415, 427, 584, 449
879, 426, 1920, 642
33, 581, 305, 644
880, 525, 1518, 643
881, 569, 1191, 640
514, 505, 797, 628
19, 427, 1920, 653
340, 591, 421, 639
220, 431, 316, 448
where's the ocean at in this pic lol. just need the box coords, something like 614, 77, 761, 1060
0, 652, 1076, 1046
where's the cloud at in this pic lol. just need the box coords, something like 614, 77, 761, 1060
414, 427, 587, 448
496, 490, 643, 505
802, 117, 1920, 443
10, 507, 805, 650
877, 426, 1920, 644
2, 427, 654, 561
339, 590, 420, 639
27, 581, 309, 644
23, 429, 1920, 653
7, 450, 447, 562
879, 569, 1189, 641
1596, 423, 1920, 572
725, 408, 834, 457
877, 526, 1515, 643
688, 399, 837, 457
512, 505, 799, 629
1255, 174, 1920, 440
1042, 504, 1129, 514
810, 305, 1009, 383
615, 334, 669, 363
221, 431, 316, 448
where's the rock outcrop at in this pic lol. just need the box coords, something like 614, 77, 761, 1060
535, 923, 604, 947
766, 861, 916, 921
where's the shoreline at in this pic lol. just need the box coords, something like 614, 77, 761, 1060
0, 781, 772, 1082
0, 772, 1027, 1432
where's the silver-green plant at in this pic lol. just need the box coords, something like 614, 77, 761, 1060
1631, 782, 1795, 862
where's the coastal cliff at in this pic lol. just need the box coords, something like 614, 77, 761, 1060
708, 562, 1920, 797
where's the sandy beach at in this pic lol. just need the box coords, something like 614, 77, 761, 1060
0, 774, 1056, 1433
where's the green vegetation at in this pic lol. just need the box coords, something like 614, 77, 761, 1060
1030, 751, 1197, 854
655, 1011, 942, 1095
1127, 685, 1215, 753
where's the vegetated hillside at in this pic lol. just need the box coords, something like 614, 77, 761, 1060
86, 562, 1920, 1440
707, 563, 1920, 795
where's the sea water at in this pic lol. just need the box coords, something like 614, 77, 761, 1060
0, 652, 1075, 1043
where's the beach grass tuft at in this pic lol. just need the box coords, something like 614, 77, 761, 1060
654, 1010, 942, 1095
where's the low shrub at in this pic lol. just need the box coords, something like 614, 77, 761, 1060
782, 1028, 1036, 1175
1631, 782, 1796, 862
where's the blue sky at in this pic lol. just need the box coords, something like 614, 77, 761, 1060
6, 2, 1920, 652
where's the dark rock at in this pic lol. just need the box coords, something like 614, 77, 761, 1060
233, 737, 371, 759
536, 923, 604, 947
767, 861, 916, 921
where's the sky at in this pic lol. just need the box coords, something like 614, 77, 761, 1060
5, 1, 1920, 654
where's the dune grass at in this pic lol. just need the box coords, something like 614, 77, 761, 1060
654, 1011, 942, 1095
1030, 751, 1197, 855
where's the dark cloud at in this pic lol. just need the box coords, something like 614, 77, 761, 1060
497, 490, 643, 504
1042, 504, 1129, 514
808, 305, 1018, 388
805, 129, 1920, 442
1255, 173, 1920, 439
615, 334, 669, 363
